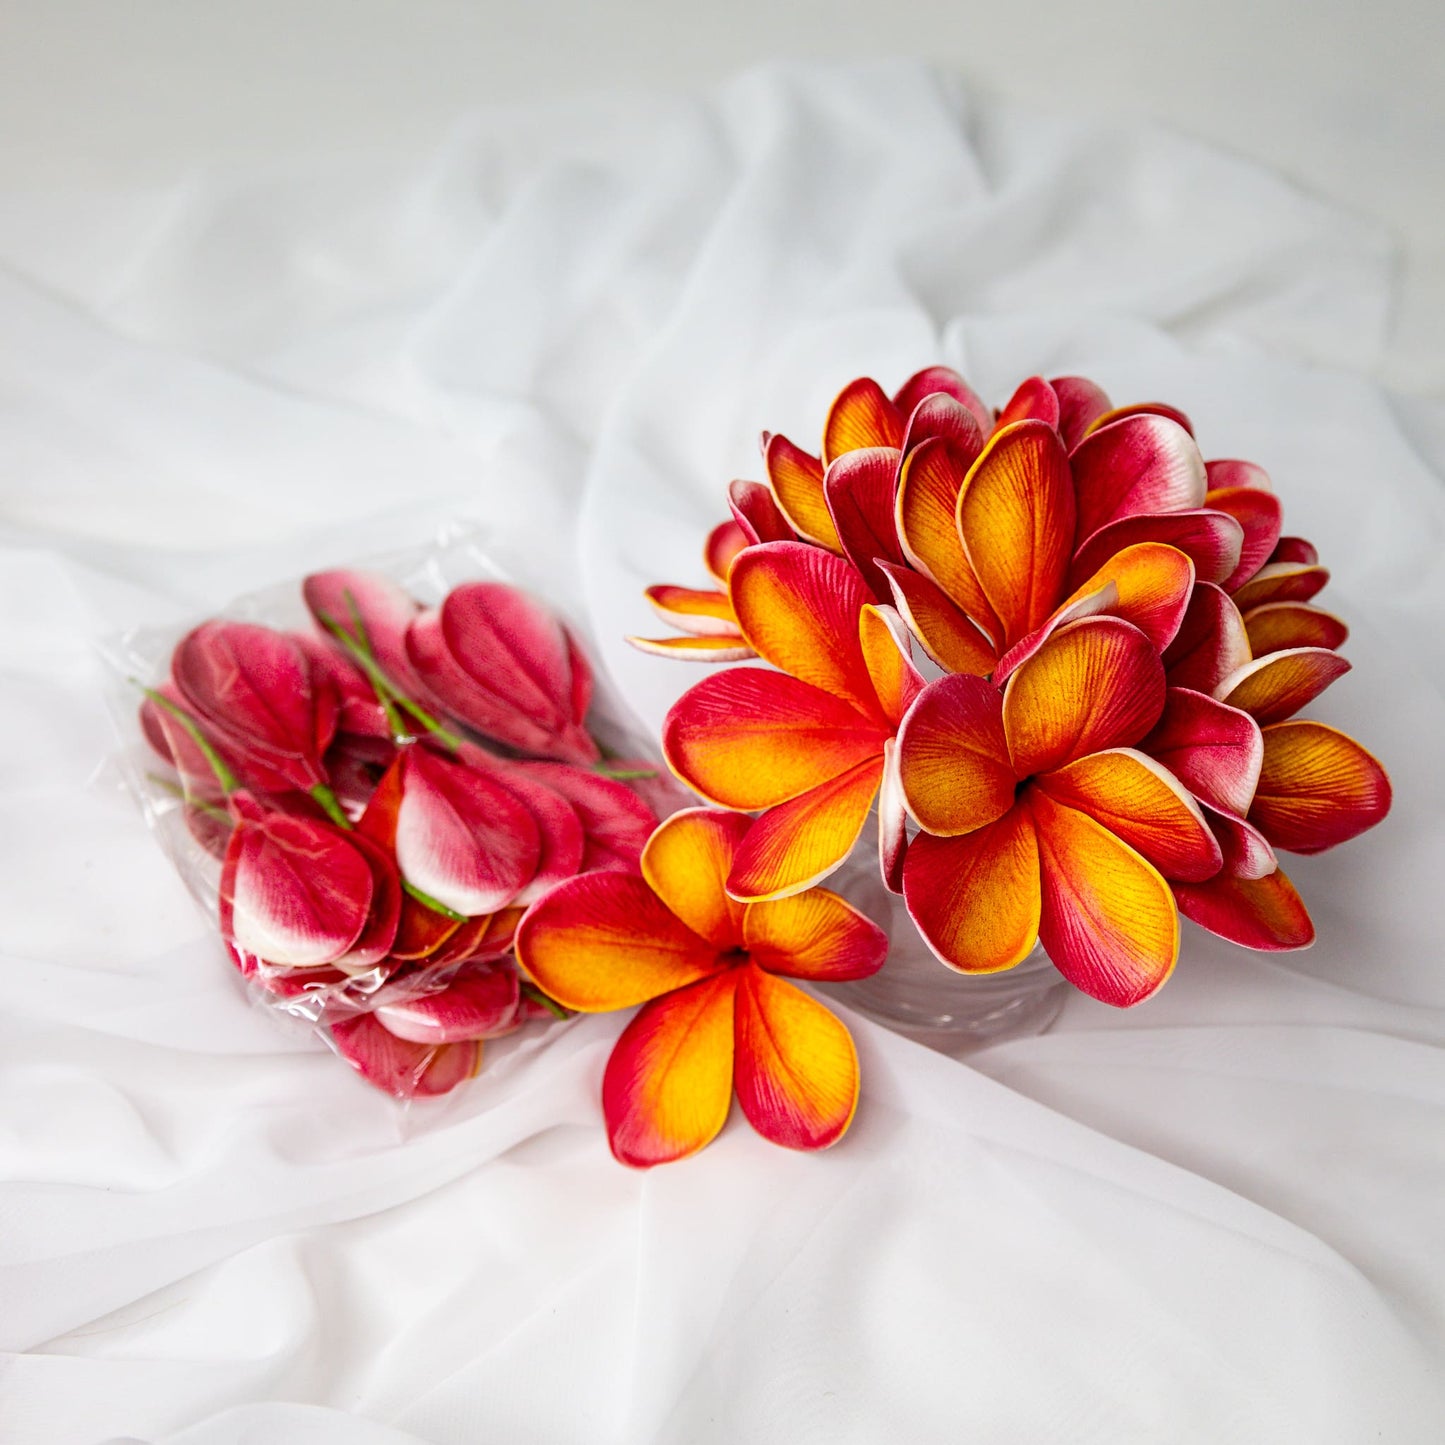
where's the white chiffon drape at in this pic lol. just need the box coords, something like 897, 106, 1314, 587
2, 62, 1443, 1444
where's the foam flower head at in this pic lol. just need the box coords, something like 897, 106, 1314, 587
515, 808, 888, 1166
661, 541, 922, 901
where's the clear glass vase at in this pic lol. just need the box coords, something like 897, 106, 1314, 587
821, 839, 1067, 1051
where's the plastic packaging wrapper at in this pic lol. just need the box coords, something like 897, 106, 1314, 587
99, 524, 687, 1110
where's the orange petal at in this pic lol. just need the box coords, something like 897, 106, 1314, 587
902, 805, 1041, 973
897, 673, 1016, 836
733, 965, 860, 1150
958, 420, 1076, 647
1218, 648, 1351, 725
823, 376, 904, 464
996, 375, 1060, 429
644, 584, 742, 637
1069, 508, 1244, 589
1004, 616, 1166, 777
728, 542, 879, 716
603, 973, 738, 1167
1162, 582, 1251, 694
1035, 747, 1221, 882
1071, 414, 1206, 545
725, 756, 884, 901
1141, 686, 1262, 817
1051, 375, 1113, 449
1249, 721, 1392, 853
625, 633, 756, 662
1083, 400, 1195, 438
640, 808, 751, 948
1173, 867, 1314, 951
1030, 789, 1178, 1006
824, 446, 907, 597
1205, 485, 1282, 591
877, 562, 998, 676
895, 437, 999, 639
1231, 562, 1330, 611
743, 887, 888, 981
704, 519, 751, 583
1058, 541, 1195, 653
514, 871, 722, 1012
764, 433, 840, 550
1243, 602, 1349, 656
728, 478, 794, 546
859, 602, 924, 727
662, 667, 885, 809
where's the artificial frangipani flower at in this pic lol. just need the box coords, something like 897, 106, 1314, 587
631, 368, 1390, 1007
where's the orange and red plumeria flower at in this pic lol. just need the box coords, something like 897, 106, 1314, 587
633, 366, 1390, 1006
515, 808, 887, 1166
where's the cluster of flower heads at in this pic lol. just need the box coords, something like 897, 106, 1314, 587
140, 570, 661, 1098
631, 368, 1392, 1007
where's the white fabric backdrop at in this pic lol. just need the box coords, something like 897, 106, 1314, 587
2, 62, 1443, 1443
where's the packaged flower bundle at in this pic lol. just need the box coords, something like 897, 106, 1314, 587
112, 536, 671, 1101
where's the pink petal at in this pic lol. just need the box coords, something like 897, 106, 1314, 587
1172, 868, 1314, 951
1162, 583, 1251, 694
1141, 686, 1263, 817
1205, 486, 1283, 591
729, 478, 795, 546
331, 1014, 481, 1098
704, 519, 751, 583
303, 568, 426, 698
1050, 376, 1113, 449
1200, 802, 1278, 881
1070, 415, 1207, 546
824, 446, 907, 599
1205, 459, 1271, 492
1068, 508, 1245, 589
1270, 536, 1319, 566
892, 365, 992, 432
376, 964, 521, 1044
515, 761, 658, 873
900, 392, 985, 465
996, 376, 1060, 430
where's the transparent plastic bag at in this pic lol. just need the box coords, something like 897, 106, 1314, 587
99, 522, 686, 1108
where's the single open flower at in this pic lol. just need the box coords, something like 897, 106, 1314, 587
898, 616, 1222, 1005
662, 542, 921, 900
514, 808, 887, 1166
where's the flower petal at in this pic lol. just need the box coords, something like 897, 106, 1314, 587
513, 761, 657, 874
878, 736, 907, 894
1205, 485, 1283, 591
859, 603, 924, 727
1083, 401, 1195, 438
603, 973, 738, 1167
640, 808, 751, 948
1070, 414, 1207, 546
728, 542, 880, 715
1270, 536, 1319, 566
725, 757, 884, 902
897, 673, 1015, 836
1058, 542, 1195, 654
728, 478, 795, 546
1243, 602, 1349, 656
958, 420, 1076, 647
1205, 458, 1271, 492
1231, 562, 1330, 612
625, 634, 757, 662
996, 376, 1060, 429
1162, 582, 1251, 693
893, 365, 992, 432
743, 887, 888, 981
1200, 802, 1278, 880
1035, 747, 1222, 882
331, 1015, 481, 1098
1140, 686, 1263, 816
643, 585, 742, 637
302, 568, 425, 698
824, 446, 907, 597
663, 668, 885, 809
823, 376, 904, 464
515, 871, 722, 1011
394, 748, 541, 916
902, 806, 1041, 973
1050, 376, 1113, 449
1068, 508, 1245, 589
733, 966, 859, 1151
894, 438, 1000, 641
990, 583, 1119, 688
764, 434, 839, 550
376, 965, 521, 1045
1173, 868, 1314, 951
1004, 617, 1166, 777
1030, 789, 1178, 1006
461, 753, 586, 906
876, 563, 998, 676
1217, 647, 1352, 726
1249, 722, 1392, 853
901, 392, 986, 464
704, 519, 751, 583
389, 892, 464, 961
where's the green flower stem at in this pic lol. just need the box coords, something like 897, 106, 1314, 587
145, 772, 231, 823
136, 683, 242, 795
309, 783, 352, 830
591, 763, 657, 781
519, 982, 570, 1020
400, 880, 469, 922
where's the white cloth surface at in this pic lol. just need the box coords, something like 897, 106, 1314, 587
1, 61, 1444, 1443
